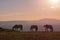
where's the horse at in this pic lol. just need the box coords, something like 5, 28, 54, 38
12, 24, 23, 31
44, 24, 53, 32
30, 25, 38, 32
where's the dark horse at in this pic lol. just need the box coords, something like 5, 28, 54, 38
30, 25, 38, 32
12, 24, 23, 31
44, 24, 53, 32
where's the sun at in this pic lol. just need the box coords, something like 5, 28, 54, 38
49, 0, 58, 5
49, 0, 59, 8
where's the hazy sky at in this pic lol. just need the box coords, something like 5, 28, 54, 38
0, 0, 60, 21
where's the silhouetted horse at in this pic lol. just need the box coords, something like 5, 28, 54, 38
44, 24, 53, 32
12, 24, 23, 31
30, 25, 38, 32
0, 27, 3, 29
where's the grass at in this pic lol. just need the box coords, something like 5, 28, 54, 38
0, 30, 60, 40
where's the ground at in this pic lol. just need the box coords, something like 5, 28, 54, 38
0, 30, 60, 40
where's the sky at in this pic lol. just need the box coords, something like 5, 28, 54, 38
0, 0, 60, 21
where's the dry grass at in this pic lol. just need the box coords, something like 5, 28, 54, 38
0, 31, 60, 40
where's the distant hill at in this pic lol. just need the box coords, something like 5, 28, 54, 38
0, 18, 60, 31
37, 18, 60, 25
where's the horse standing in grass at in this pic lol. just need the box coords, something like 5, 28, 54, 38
30, 25, 38, 32
44, 24, 53, 32
12, 24, 23, 32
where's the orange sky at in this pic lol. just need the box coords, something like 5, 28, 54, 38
0, 0, 60, 21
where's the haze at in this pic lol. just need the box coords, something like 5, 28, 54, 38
0, 0, 60, 21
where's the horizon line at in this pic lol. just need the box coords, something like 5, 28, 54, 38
0, 18, 60, 21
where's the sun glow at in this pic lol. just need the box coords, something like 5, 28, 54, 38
50, 6, 55, 8
49, 0, 59, 8
49, 0, 58, 5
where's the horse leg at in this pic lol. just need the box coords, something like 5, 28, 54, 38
15, 28, 18, 31
50, 29, 53, 32
35, 28, 38, 32
45, 28, 48, 32
20, 28, 23, 32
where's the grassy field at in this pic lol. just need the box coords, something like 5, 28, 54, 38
0, 31, 60, 40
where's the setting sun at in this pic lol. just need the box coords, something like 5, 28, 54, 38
49, 0, 59, 8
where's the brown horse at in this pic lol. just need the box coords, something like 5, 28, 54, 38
30, 25, 38, 32
44, 24, 53, 32
12, 24, 23, 31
